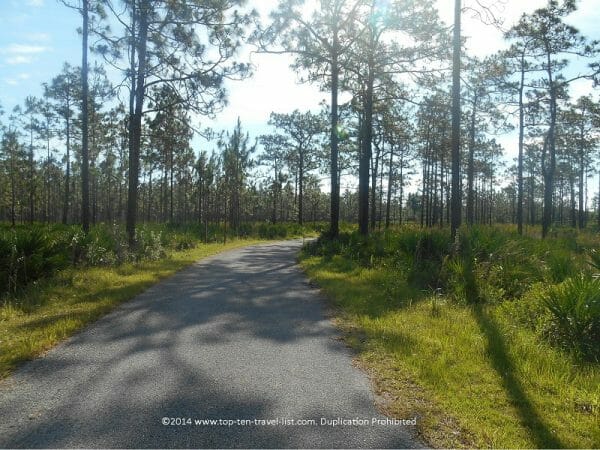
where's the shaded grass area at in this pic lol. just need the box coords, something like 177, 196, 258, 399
300, 242, 600, 448
0, 239, 264, 379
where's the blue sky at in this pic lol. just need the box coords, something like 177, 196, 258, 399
0, 0, 81, 111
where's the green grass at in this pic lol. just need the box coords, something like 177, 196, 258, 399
300, 243, 600, 448
0, 238, 264, 379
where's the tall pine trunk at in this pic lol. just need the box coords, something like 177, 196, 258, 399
298, 154, 304, 225
126, 1, 148, 246
385, 144, 394, 228
450, 0, 462, 237
578, 128, 586, 229
62, 108, 71, 225
29, 118, 35, 224
81, 0, 90, 232
370, 142, 380, 231
517, 51, 526, 235
541, 87, 557, 238
358, 55, 374, 236
466, 95, 477, 226
329, 30, 340, 237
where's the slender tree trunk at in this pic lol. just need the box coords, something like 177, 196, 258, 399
597, 165, 600, 229
466, 95, 477, 226
378, 155, 384, 230
170, 146, 174, 223
542, 111, 556, 238
529, 171, 535, 225
63, 109, 71, 225
578, 140, 586, 229
126, 2, 148, 245
585, 166, 589, 226
147, 169, 153, 222
432, 157, 439, 226
81, 0, 90, 232
446, 167, 451, 226
329, 31, 340, 238
293, 169, 298, 209
358, 61, 374, 236
511, 188, 516, 224
385, 144, 394, 229
123, 3, 135, 226
91, 110, 98, 225
370, 143, 380, 231
46, 128, 51, 223
399, 153, 404, 226
9, 133, 16, 227
198, 166, 203, 225
272, 167, 278, 223
490, 158, 495, 224
541, 49, 556, 239
568, 172, 576, 228
117, 138, 124, 222
517, 52, 525, 235
298, 153, 304, 225
162, 155, 168, 221
440, 140, 445, 227
204, 188, 209, 243
450, 0, 462, 237
420, 140, 428, 227
92, 166, 97, 224
29, 119, 35, 224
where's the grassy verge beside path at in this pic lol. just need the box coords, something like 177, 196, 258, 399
299, 229, 600, 448
0, 239, 264, 380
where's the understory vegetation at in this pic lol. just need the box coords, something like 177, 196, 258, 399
0, 221, 316, 378
300, 225, 600, 448
0, 221, 317, 296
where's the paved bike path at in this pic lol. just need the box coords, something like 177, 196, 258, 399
0, 240, 421, 448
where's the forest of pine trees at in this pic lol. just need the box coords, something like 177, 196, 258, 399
0, 0, 599, 242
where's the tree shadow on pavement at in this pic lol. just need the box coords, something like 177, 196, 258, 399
0, 241, 420, 448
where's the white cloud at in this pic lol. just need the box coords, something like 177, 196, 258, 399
2, 43, 47, 55
3, 73, 31, 87
6, 55, 33, 65
207, 53, 325, 133
24, 32, 51, 43
26, 0, 44, 7
569, 78, 596, 100
1, 43, 50, 65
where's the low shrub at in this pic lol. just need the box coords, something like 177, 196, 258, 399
172, 233, 197, 251
135, 228, 166, 261
587, 248, 600, 273
542, 275, 600, 362
0, 220, 320, 297
236, 222, 253, 237
440, 230, 480, 304
0, 227, 68, 294
258, 223, 288, 239
309, 225, 600, 362
483, 243, 543, 300
398, 229, 450, 288
501, 283, 551, 334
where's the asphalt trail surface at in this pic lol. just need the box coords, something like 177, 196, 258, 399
0, 240, 421, 448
